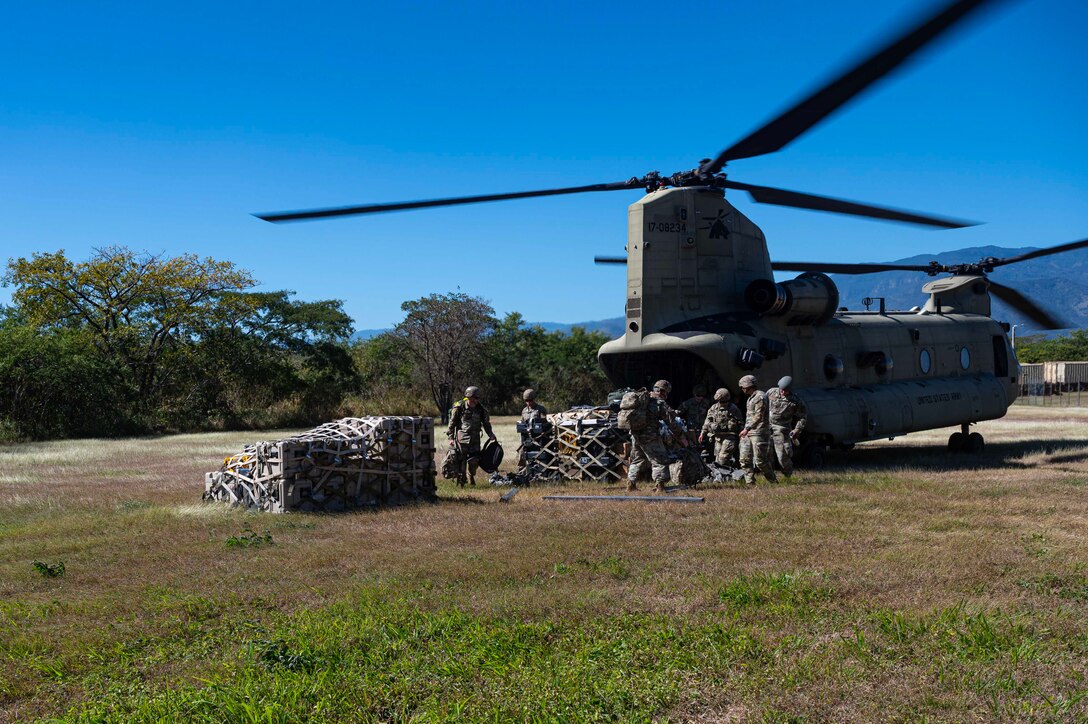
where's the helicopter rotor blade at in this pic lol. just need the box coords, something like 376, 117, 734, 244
724, 180, 975, 229
985, 238, 1088, 268
594, 256, 628, 265
702, 0, 1004, 172
987, 280, 1065, 330
254, 179, 643, 223
771, 260, 937, 275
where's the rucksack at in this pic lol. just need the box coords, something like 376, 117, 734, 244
617, 389, 650, 432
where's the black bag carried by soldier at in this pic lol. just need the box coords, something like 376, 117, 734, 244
478, 439, 504, 474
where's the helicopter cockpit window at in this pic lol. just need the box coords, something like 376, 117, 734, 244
960, 347, 971, 370
876, 353, 893, 376
919, 349, 932, 374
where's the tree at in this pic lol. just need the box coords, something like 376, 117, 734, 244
392, 293, 496, 422
4, 246, 255, 399
1016, 329, 1088, 362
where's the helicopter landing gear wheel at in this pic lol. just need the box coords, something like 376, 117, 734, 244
964, 432, 985, 454
798, 441, 828, 469
947, 432, 965, 453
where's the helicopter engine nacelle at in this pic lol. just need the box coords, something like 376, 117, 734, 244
744, 272, 839, 325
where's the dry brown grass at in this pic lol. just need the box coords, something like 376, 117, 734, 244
1, 407, 1087, 721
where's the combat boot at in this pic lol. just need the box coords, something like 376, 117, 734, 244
652, 482, 667, 495
626, 481, 637, 492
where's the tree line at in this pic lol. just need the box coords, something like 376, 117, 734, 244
0, 247, 613, 441
1014, 330, 1088, 363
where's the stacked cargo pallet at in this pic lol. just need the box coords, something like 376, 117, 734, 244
539, 406, 627, 482
203, 417, 436, 512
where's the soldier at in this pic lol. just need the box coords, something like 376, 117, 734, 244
627, 379, 687, 494
767, 376, 807, 477
738, 375, 777, 485
516, 388, 548, 473
699, 387, 743, 467
677, 385, 711, 444
446, 385, 496, 486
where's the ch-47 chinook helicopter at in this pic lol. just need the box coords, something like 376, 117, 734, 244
255, 0, 1087, 465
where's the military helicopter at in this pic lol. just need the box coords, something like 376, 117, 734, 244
255, 0, 1087, 465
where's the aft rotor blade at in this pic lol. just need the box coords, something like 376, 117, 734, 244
594, 256, 627, 265
725, 180, 975, 228
988, 280, 1064, 330
988, 238, 1088, 267
255, 180, 643, 223
702, 0, 1003, 171
772, 260, 937, 275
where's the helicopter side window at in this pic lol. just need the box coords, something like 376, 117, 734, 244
960, 347, 971, 370
992, 336, 1008, 378
919, 349, 932, 374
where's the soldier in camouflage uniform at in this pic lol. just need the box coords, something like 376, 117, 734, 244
627, 379, 687, 494
699, 387, 743, 467
516, 388, 548, 472
447, 385, 496, 486
677, 385, 711, 444
738, 375, 777, 485
767, 376, 807, 477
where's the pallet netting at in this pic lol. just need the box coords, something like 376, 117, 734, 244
538, 406, 628, 482
203, 417, 436, 512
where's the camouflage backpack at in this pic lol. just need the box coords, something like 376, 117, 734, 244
617, 389, 650, 432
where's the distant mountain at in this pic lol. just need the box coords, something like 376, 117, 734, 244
828, 244, 1088, 332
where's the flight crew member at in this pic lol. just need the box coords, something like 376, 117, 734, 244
767, 376, 808, 477
516, 388, 548, 472
677, 385, 711, 444
447, 385, 496, 487
627, 379, 687, 494
698, 387, 743, 467
738, 375, 777, 485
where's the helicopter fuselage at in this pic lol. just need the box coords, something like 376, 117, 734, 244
597, 186, 1019, 452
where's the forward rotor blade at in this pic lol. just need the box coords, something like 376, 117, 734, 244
725, 180, 975, 228
594, 256, 627, 265
988, 280, 1065, 330
988, 238, 1088, 267
771, 261, 936, 274
255, 180, 642, 223
702, 0, 1003, 171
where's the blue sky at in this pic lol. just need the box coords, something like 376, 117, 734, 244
2, 0, 1085, 330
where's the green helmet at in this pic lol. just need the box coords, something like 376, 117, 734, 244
465, 386, 480, 398
714, 387, 730, 402
693, 384, 707, 397
523, 388, 536, 401
653, 379, 672, 395
738, 375, 758, 389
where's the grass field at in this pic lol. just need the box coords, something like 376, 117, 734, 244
2, 407, 1088, 722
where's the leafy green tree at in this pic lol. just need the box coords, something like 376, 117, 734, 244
1016, 329, 1088, 362
0, 319, 131, 439
531, 326, 613, 409
4, 247, 255, 399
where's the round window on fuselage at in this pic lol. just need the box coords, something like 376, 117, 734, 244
960, 347, 971, 370
920, 349, 932, 374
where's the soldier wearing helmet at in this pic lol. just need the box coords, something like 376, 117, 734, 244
737, 375, 777, 485
699, 387, 743, 467
446, 385, 496, 486
766, 376, 807, 477
516, 388, 549, 473
627, 379, 687, 494
677, 384, 711, 445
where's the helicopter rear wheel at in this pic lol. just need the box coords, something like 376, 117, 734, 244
798, 441, 828, 469
947, 432, 965, 453
964, 432, 985, 454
